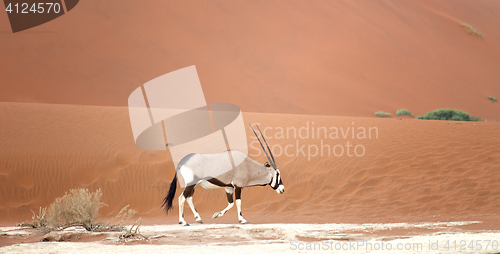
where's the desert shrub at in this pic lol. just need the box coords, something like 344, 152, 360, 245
396, 109, 414, 117
461, 23, 484, 38
374, 111, 392, 117
417, 109, 480, 121
18, 188, 137, 233
47, 188, 106, 231
487, 96, 497, 102
96, 204, 137, 232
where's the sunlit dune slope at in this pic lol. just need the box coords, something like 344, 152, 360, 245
1, 0, 500, 119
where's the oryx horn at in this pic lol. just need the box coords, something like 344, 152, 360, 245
249, 124, 276, 168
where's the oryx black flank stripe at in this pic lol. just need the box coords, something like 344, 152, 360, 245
207, 178, 234, 188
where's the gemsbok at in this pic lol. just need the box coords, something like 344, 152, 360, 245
161, 125, 285, 225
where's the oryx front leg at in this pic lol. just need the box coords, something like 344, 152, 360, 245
212, 188, 234, 219
235, 187, 248, 224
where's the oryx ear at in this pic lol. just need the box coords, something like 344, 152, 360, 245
264, 162, 271, 168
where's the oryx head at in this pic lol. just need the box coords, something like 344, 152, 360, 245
250, 124, 285, 194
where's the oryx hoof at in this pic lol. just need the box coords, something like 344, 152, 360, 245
196, 219, 203, 224
212, 212, 222, 219
179, 221, 189, 226
239, 219, 249, 224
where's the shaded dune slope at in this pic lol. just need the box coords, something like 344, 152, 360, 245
1, 102, 499, 225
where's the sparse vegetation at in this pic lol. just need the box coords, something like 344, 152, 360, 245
99, 204, 137, 232
417, 109, 480, 121
487, 96, 497, 102
47, 188, 106, 231
17, 207, 48, 228
461, 23, 484, 38
396, 109, 414, 117
18, 188, 137, 234
374, 111, 392, 117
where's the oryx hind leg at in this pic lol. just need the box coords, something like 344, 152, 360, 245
178, 185, 196, 226
184, 185, 203, 224
178, 193, 187, 226
212, 188, 234, 219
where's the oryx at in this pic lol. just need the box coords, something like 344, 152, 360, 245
161, 125, 285, 225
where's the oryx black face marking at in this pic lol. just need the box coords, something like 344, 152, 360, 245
161, 124, 285, 225
270, 170, 281, 189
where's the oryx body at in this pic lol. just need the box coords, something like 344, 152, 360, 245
162, 125, 284, 225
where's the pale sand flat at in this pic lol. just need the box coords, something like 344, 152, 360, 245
2, 222, 500, 253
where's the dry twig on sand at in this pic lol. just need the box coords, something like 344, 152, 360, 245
17, 207, 48, 228
119, 218, 147, 240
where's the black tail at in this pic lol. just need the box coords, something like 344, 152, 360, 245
161, 173, 177, 213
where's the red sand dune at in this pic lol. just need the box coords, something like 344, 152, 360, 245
1, 0, 500, 120
1, 0, 500, 229
1, 102, 499, 226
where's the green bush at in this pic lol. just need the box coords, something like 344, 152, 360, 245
461, 23, 484, 38
374, 111, 392, 117
417, 109, 480, 121
487, 96, 497, 102
396, 109, 414, 117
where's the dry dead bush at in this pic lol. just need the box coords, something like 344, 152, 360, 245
18, 188, 138, 234
94, 204, 137, 232
47, 188, 106, 231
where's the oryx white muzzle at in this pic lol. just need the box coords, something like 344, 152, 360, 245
276, 184, 285, 194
